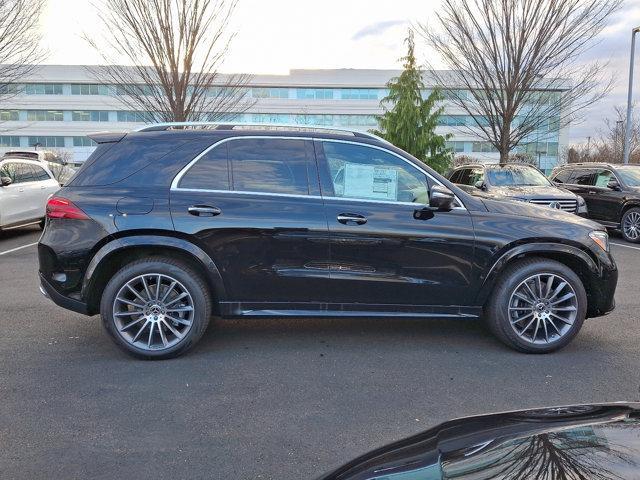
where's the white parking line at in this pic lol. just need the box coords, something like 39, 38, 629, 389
0, 242, 38, 256
610, 242, 640, 251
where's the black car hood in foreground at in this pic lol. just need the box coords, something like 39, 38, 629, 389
480, 197, 602, 229
318, 403, 640, 480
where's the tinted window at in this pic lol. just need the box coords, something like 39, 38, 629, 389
486, 166, 551, 186
572, 169, 596, 186
229, 138, 310, 195
449, 170, 462, 183
179, 143, 230, 190
31, 164, 51, 181
594, 169, 615, 187
552, 169, 572, 183
456, 169, 472, 186
616, 166, 640, 186
322, 141, 428, 204
0, 162, 19, 183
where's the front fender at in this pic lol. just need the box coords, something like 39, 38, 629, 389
475, 242, 599, 305
82, 234, 227, 309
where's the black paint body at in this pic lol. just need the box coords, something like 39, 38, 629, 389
38, 129, 617, 320
317, 403, 640, 480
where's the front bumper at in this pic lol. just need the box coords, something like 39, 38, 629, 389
39, 272, 89, 315
586, 252, 618, 318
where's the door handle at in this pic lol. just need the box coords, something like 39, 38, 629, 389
188, 205, 222, 217
588, 191, 596, 195
337, 213, 367, 225
40, 185, 46, 189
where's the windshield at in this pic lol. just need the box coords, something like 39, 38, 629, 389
616, 166, 640, 187
486, 166, 551, 187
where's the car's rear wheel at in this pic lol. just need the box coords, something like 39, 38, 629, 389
100, 257, 211, 359
621, 207, 640, 243
485, 258, 587, 353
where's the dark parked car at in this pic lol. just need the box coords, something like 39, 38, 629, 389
449, 163, 587, 215
318, 403, 640, 480
550, 163, 640, 243
38, 124, 616, 359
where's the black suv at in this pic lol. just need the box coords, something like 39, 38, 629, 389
449, 163, 587, 215
550, 163, 640, 243
38, 124, 617, 359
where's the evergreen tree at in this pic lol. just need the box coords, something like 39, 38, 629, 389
373, 30, 452, 173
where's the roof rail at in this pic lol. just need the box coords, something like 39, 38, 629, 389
133, 121, 390, 144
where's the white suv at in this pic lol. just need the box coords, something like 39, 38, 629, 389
0, 158, 60, 230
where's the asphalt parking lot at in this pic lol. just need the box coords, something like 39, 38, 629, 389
1, 227, 640, 480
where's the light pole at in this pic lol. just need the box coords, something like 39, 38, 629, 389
622, 26, 640, 164
616, 120, 623, 162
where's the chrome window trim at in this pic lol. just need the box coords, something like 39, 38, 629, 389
171, 135, 467, 211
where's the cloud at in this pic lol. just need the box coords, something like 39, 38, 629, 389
352, 20, 407, 41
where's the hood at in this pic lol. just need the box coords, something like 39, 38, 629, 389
318, 403, 640, 480
489, 184, 578, 200
480, 197, 601, 229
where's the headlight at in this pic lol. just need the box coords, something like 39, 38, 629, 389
589, 230, 609, 252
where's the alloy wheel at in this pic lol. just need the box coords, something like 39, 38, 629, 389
112, 273, 195, 351
507, 273, 578, 345
623, 211, 640, 241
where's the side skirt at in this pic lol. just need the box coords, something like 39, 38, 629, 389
219, 302, 481, 319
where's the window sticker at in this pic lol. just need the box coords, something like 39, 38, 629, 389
343, 163, 398, 201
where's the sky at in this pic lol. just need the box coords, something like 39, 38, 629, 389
39, 0, 640, 144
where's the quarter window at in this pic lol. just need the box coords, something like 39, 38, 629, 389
322, 142, 429, 204
179, 143, 230, 191
30, 164, 51, 181
551, 169, 572, 183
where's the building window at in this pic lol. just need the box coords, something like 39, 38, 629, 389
472, 142, 498, 153
0, 110, 19, 121
0, 84, 20, 95
251, 87, 290, 99
116, 111, 151, 122
27, 110, 64, 121
438, 115, 467, 127
340, 89, 381, 100
114, 84, 156, 96
28, 136, 65, 148
73, 136, 97, 147
71, 84, 111, 95
445, 141, 466, 153
296, 88, 334, 100
251, 113, 291, 124
0, 136, 20, 147
72, 110, 110, 122
24, 84, 63, 95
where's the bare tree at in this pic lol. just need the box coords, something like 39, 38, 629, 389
85, 0, 254, 123
418, 0, 622, 164
0, 0, 46, 103
562, 105, 640, 165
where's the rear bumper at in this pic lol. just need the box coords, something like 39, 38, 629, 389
39, 272, 89, 315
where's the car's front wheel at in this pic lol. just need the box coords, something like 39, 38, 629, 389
621, 207, 640, 243
485, 258, 587, 353
100, 257, 211, 359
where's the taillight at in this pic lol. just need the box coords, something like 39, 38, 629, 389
46, 196, 90, 220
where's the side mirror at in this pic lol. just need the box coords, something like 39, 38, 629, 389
429, 185, 456, 211
1, 176, 12, 187
607, 179, 621, 191
474, 180, 486, 190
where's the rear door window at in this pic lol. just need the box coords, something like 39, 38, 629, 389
30, 164, 52, 181
571, 169, 595, 186
228, 138, 310, 195
456, 169, 472, 185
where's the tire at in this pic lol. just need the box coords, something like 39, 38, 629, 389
100, 257, 211, 360
621, 207, 640, 243
485, 258, 587, 354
